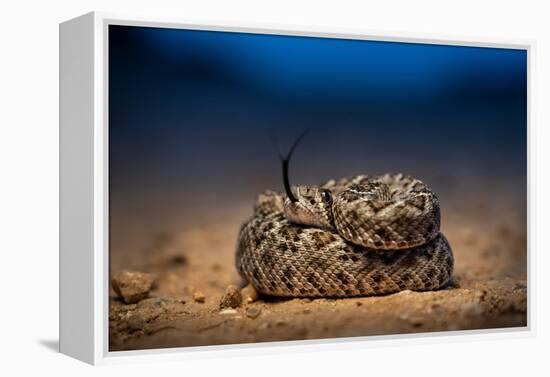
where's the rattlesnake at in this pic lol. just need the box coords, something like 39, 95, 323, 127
236, 138, 454, 297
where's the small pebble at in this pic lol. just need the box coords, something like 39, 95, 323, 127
193, 291, 206, 303
246, 307, 262, 319
303, 308, 311, 314
241, 285, 259, 304
220, 285, 243, 309
111, 270, 155, 304
356, 301, 363, 307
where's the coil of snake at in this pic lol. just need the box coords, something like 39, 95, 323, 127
236, 132, 454, 297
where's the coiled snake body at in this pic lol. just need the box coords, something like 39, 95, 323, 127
236, 173, 454, 297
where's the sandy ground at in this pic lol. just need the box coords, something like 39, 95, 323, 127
108, 178, 527, 351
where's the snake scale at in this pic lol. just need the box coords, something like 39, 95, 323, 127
236, 137, 454, 297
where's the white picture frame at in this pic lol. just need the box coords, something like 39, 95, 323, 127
59, 11, 534, 365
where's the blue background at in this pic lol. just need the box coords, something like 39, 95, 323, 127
108, 25, 526, 212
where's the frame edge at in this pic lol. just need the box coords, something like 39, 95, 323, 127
59, 11, 97, 365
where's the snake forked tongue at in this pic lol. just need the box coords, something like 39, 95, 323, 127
281, 129, 309, 203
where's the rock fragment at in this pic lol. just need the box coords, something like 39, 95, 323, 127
220, 285, 242, 309
241, 285, 259, 304
111, 270, 155, 304
193, 291, 206, 303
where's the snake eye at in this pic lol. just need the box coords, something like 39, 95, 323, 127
309, 198, 316, 205
321, 190, 332, 204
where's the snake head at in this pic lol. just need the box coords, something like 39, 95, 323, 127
279, 129, 334, 230
283, 186, 335, 231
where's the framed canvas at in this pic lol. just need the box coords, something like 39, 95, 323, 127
59, 12, 533, 365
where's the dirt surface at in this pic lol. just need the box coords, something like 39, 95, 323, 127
109, 179, 527, 351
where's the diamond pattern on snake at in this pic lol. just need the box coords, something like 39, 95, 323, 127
236, 134, 454, 297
